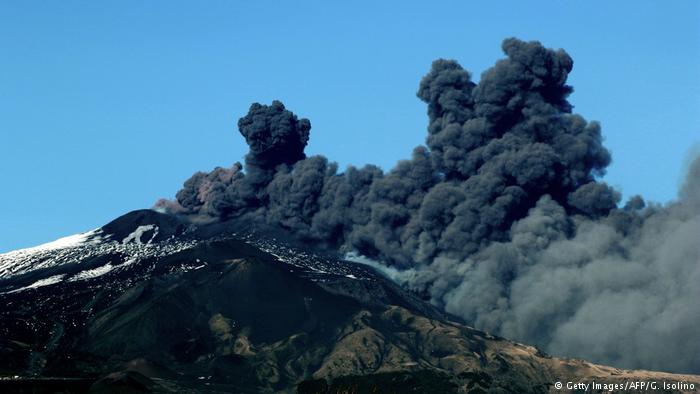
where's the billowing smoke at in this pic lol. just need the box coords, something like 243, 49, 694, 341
158, 38, 700, 373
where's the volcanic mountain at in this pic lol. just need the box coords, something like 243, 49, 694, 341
0, 210, 698, 393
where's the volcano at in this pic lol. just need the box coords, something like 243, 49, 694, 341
0, 210, 697, 393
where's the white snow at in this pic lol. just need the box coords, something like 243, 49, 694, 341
1, 230, 97, 258
68, 263, 115, 281
122, 258, 138, 267
0, 230, 100, 278
0, 224, 200, 287
7, 274, 65, 293
122, 225, 159, 245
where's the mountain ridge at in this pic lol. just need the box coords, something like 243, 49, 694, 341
0, 209, 698, 393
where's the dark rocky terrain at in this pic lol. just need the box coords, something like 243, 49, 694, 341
1, 210, 698, 393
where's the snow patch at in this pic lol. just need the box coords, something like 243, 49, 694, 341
69, 263, 115, 281
122, 225, 159, 245
1, 230, 97, 257
120, 258, 138, 268
8, 274, 65, 293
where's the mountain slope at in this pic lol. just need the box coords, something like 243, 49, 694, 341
0, 210, 698, 393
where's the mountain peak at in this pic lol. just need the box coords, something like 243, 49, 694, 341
100, 209, 189, 244
0, 212, 698, 393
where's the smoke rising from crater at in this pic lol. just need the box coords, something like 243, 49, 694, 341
158, 38, 700, 373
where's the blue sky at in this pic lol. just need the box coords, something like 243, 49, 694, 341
1, 1, 698, 252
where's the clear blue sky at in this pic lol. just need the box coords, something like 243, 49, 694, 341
1, 1, 699, 252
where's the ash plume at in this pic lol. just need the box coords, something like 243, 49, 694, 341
158, 38, 700, 373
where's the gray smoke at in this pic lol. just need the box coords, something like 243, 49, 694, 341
387, 168, 700, 372
158, 38, 700, 373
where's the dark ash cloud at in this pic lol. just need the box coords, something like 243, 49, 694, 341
157, 38, 700, 373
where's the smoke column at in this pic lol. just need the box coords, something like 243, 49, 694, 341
158, 38, 700, 373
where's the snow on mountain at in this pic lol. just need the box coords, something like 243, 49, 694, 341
0, 230, 101, 278
0, 212, 201, 293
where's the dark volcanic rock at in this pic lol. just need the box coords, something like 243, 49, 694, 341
100, 209, 190, 244
89, 371, 158, 393
0, 210, 698, 393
